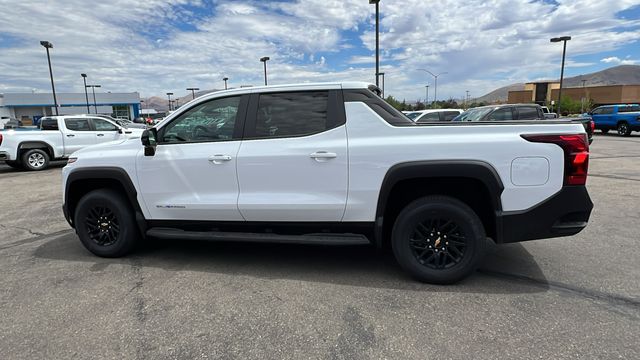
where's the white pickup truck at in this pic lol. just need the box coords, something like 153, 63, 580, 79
61, 82, 593, 284
0, 115, 144, 170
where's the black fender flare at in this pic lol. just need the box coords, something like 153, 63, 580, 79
374, 160, 505, 246
18, 141, 55, 159
64, 167, 147, 235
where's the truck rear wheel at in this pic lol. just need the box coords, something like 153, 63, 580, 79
391, 196, 486, 284
21, 149, 49, 171
74, 189, 138, 257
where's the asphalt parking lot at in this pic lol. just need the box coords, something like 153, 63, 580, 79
0, 134, 638, 359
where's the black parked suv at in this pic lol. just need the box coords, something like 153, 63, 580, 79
454, 104, 594, 143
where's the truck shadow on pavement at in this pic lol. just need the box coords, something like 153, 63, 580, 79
0, 161, 66, 174
34, 232, 549, 294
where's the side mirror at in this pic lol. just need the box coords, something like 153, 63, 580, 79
141, 128, 157, 156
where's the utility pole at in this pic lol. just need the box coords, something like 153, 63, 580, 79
550, 36, 571, 117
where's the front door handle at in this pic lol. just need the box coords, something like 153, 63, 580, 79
208, 154, 232, 164
66, 134, 75, 137
310, 151, 337, 161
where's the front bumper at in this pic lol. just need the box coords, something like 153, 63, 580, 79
497, 186, 593, 243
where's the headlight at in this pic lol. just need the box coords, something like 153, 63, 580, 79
67, 157, 77, 164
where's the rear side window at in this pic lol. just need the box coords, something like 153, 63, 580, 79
442, 111, 460, 121
488, 108, 513, 121
253, 91, 328, 138
619, 105, 640, 113
416, 112, 440, 123
600, 107, 614, 114
40, 119, 58, 130
517, 106, 540, 120
92, 118, 118, 131
65, 118, 91, 131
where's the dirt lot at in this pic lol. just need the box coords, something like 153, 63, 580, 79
0, 134, 638, 359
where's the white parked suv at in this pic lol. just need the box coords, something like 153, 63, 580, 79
405, 109, 463, 122
0, 115, 143, 170
62, 82, 593, 284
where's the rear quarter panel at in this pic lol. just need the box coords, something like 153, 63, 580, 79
343, 102, 586, 221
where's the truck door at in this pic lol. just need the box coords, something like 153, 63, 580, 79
90, 118, 121, 144
62, 118, 96, 155
236, 90, 348, 221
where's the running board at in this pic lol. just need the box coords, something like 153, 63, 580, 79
146, 227, 371, 246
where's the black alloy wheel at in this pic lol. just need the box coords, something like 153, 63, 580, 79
392, 195, 486, 284
85, 206, 120, 247
617, 122, 631, 136
74, 189, 138, 257
409, 218, 466, 270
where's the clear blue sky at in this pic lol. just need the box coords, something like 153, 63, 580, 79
0, 0, 638, 101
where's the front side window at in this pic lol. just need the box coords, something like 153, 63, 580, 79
442, 111, 461, 121
93, 118, 118, 131
160, 96, 241, 143
252, 91, 329, 139
65, 118, 91, 131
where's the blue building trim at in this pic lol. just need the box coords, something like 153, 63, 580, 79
4, 102, 139, 107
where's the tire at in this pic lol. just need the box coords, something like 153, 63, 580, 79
74, 189, 138, 257
21, 149, 49, 171
391, 196, 486, 284
4, 160, 22, 169
600, 129, 609, 134
617, 122, 631, 137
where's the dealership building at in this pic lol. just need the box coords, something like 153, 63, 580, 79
0, 92, 141, 125
508, 82, 640, 106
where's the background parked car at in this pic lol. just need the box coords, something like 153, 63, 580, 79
0, 117, 23, 129
405, 109, 463, 122
455, 104, 593, 143
586, 104, 640, 136
95, 114, 147, 129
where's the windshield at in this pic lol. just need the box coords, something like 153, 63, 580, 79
405, 112, 422, 120
454, 107, 493, 121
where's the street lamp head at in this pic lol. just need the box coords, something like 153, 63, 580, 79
551, 36, 571, 42
223, 77, 229, 81
81, 73, 87, 78
260, 56, 270, 62
40, 41, 53, 48
166, 92, 173, 95
368, 0, 379, 3
94, 85, 101, 88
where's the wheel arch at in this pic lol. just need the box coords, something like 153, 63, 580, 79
374, 160, 504, 248
18, 141, 55, 159
64, 167, 146, 235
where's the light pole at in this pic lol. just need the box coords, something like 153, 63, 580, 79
417, 69, 447, 105
166, 92, 173, 111
369, 0, 380, 88
465, 90, 470, 108
86, 85, 101, 114
223, 77, 229, 90
550, 36, 571, 117
80, 74, 90, 113
175, 98, 180, 108
40, 41, 59, 115
581, 78, 587, 113
186, 87, 199, 100
377, 72, 385, 97
424, 85, 429, 108
260, 57, 270, 86
140, 100, 144, 118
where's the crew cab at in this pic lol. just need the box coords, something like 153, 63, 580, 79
587, 104, 640, 136
0, 115, 143, 170
62, 82, 593, 284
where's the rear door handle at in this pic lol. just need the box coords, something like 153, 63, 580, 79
97, 134, 104, 137
66, 134, 75, 137
310, 151, 337, 160
208, 154, 232, 164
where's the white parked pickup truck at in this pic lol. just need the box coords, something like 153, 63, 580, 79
0, 115, 144, 170
61, 82, 593, 284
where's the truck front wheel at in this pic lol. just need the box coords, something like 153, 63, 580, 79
74, 189, 138, 257
21, 149, 49, 171
391, 196, 486, 284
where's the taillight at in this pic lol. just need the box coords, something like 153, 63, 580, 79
0, 134, 3, 145
590, 120, 595, 133
521, 134, 589, 186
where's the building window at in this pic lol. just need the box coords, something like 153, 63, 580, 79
112, 105, 130, 119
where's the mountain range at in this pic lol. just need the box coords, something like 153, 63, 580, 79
473, 65, 640, 104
